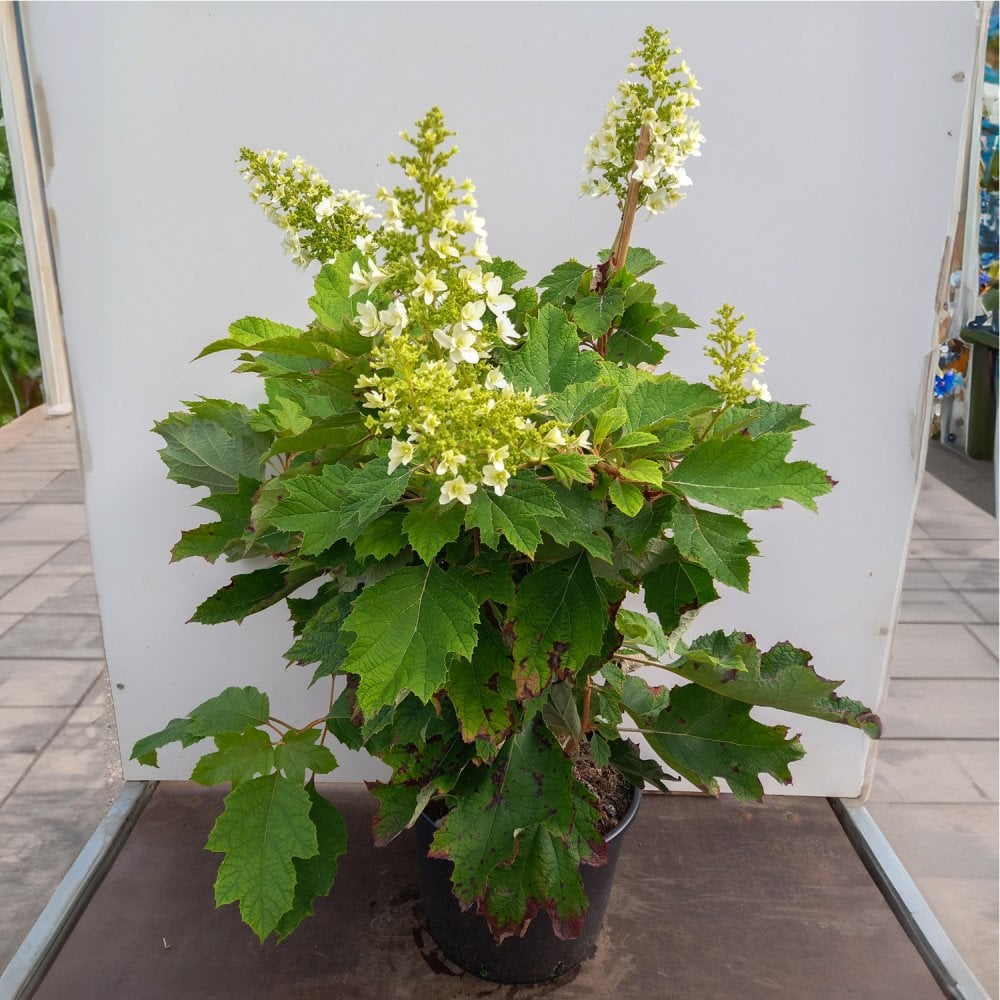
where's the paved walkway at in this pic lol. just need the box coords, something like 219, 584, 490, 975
0, 408, 995, 994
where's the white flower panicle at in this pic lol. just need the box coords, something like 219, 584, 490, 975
581, 26, 705, 216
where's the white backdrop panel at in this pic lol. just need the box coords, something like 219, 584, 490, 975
20, 1, 976, 792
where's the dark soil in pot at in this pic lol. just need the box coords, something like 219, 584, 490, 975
414, 770, 641, 985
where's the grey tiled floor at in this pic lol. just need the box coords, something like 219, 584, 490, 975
866, 470, 999, 996
0, 408, 996, 995
0, 408, 122, 973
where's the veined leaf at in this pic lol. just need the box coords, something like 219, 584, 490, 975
274, 784, 347, 940
171, 476, 259, 563
190, 564, 321, 625
667, 433, 832, 513
608, 369, 719, 432
537, 259, 589, 306
616, 608, 669, 658
196, 316, 303, 358
404, 489, 466, 563
308, 251, 364, 330
536, 484, 613, 564
275, 728, 337, 783
184, 685, 271, 741
545, 380, 615, 425
596, 246, 661, 277
511, 553, 608, 698
571, 288, 625, 338
190, 729, 275, 787
286, 588, 353, 684
445, 625, 516, 744
207, 773, 319, 941
498, 304, 600, 397
608, 479, 644, 517
428, 720, 579, 905
643, 554, 719, 634
342, 564, 480, 716
354, 509, 408, 562
670, 503, 758, 592
465, 475, 563, 557
665, 632, 882, 738
624, 682, 805, 800
154, 410, 269, 493
541, 681, 581, 743
542, 453, 598, 488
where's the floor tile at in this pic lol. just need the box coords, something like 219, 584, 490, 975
0, 503, 87, 543
34, 539, 92, 575
921, 876, 999, 996
0, 542, 63, 576
0, 659, 105, 707
0, 576, 19, 598
0, 469, 61, 503
0, 706, 69, 753
33, 470, 84, 503
900, 561, 949, 590
898, 589, 981, 623
865, 802, 998, 880
931, 559, 999, 591
962, 590, 999, 625
0, 574, 84, 614
0, 751, 34, 802
889, 623, 998, 678
0, 613, 105, 659
913, 514, 998, 540
969, 623, 999, 657
877, 678, 998, 739
869, 739, 997, 803
908, 538, 1000, 559
0, 504, 20, 521
0, 613, 21, 636
34, 575, 100, 615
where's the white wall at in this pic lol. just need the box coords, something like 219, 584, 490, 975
20, 1, 976, 792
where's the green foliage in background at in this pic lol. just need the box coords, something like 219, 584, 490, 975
0, 95, 40, 425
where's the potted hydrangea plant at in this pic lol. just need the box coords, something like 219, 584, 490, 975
132, 26, 880, 983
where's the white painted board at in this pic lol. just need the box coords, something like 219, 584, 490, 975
20, 1, 977, 793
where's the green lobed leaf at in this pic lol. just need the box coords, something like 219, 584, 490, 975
171, 477, 259, 564
624, 682, 804, 800
184, 685, 271, 742
540, 681, 581, 743
445, 625, 516, 744
670, 503, 759, 592
354, 509, 408, 562
275, 728, 337, 783
498, 304, 600, 397
616, 608, 670, 658
537, 259, 589, 306
643, 554, 720, 634
286, 588, 354, 684
545, 380, 615, 426
542, 453, 598, 488
665, 632, 882, 738
571, 288, 625, 338
712, 400, 812, 439
206, 773, 319, 942
154, 410, 270, 493
342, 564, 480, 716
608, 479, 644, 517
511, 553, 608, 698
536, 484, 613, 564
197, 316, 303, 358
130, 716, 190, 767
190, 729, 275, 787
606, 736, 676, 792
308, 250, 365, 330
428, 720, 580, 906
487, 257, 528, 288
609, 369, 719, 433
596, 246, 662, 277
190, 564, 321, 625
464, 474, 563, 557
274, 784, 348, 940
666, 433, 832, 513
403, 488, 467, 563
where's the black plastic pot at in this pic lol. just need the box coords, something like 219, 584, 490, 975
413, 786, 642, 984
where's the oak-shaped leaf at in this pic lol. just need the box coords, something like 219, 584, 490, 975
170, 476, 259, 564
670, 503, 759, 592
511, 553, 608, 698
191, 564, 321, 625
666, 433, 832, 513
622, 681, 804, 800
154, 408, 270, 493
464, 475, 563, 557
445, 625, 516, 744
341, 563, 480, 716
428, 720, 580, 908
206, 773, 319, 942
273, 783, 348, 940
665, 631, 882, 738
537, 259, 589, 306
190, 729, 275, 787
275, 728, 337, 784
